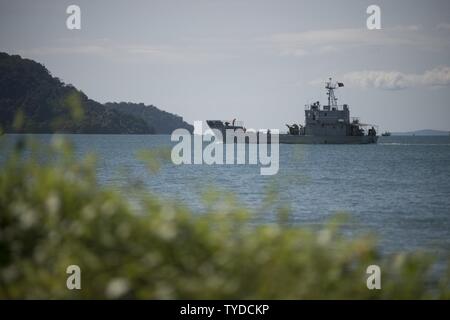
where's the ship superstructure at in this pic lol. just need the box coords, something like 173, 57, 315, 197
206, 78, 378, 144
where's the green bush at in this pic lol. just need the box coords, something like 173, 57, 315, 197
0, 136, 448, 299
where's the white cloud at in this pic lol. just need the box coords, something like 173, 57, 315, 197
261, 25, 448, 57
19, 38, 235, 64
19, 25, 450, 65
338, 66, 450, 90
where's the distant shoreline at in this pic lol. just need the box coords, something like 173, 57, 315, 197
391, 129, 450, 136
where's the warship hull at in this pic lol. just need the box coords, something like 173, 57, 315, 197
213, 133, 378, 144
279, 134, 378, 144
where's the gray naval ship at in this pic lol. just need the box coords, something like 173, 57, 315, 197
206, 78, 378, 144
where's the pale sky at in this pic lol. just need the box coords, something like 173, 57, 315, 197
1, 0, 450, 131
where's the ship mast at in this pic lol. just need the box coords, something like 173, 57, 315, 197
325, 77, 338, 108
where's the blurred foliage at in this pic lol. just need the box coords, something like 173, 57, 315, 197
0, 135, 449, 299
64, 91, 84, 122
136, 148, 172, 174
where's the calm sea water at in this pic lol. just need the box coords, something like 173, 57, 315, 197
3, 134, 450, 258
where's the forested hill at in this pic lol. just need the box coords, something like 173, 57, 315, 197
105, 102, 193, 134
0, 52, 192, 134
